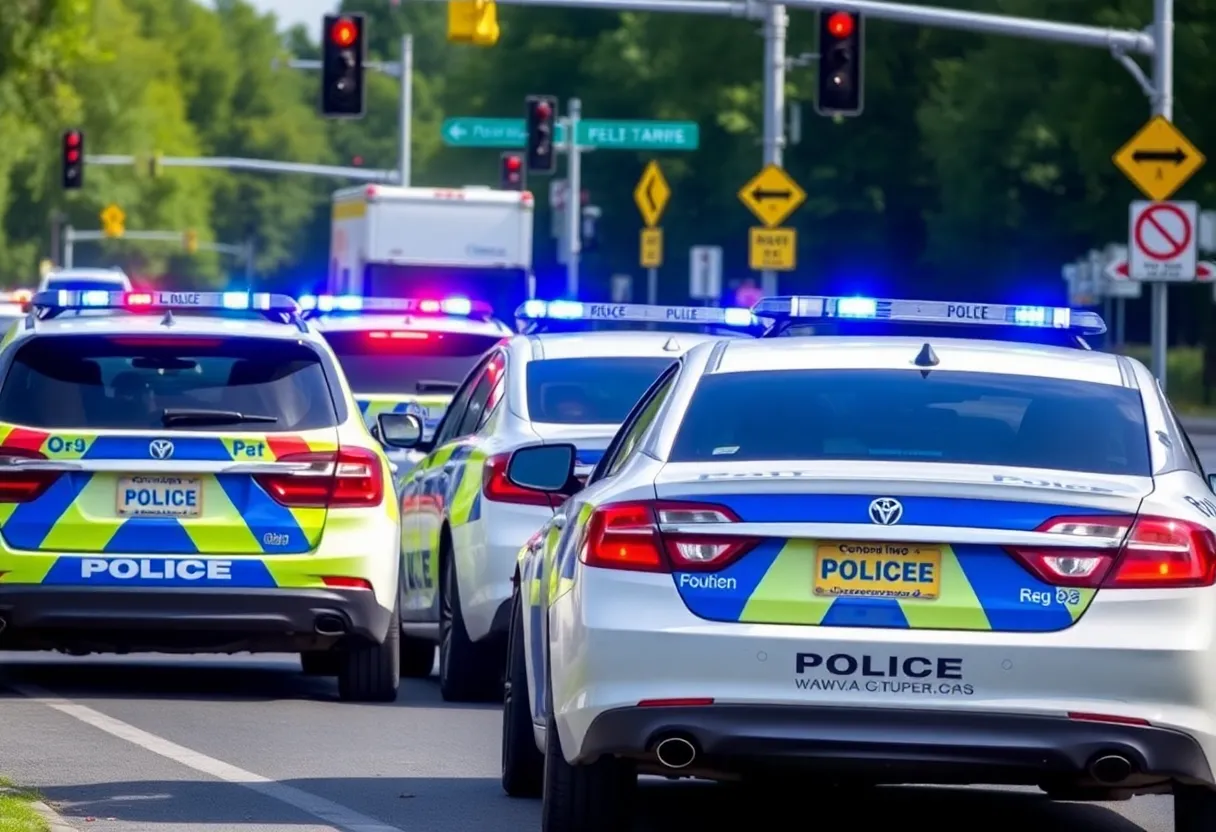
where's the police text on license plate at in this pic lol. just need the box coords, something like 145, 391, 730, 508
117, 476, 203, 518
813, 542, 941, 600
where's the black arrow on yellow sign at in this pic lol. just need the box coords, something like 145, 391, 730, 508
751, 186, 792, 201
1131, 147, 1189, 165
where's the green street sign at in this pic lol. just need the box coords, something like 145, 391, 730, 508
441, 118, 698, 151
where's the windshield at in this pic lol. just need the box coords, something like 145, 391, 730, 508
526, 357, 675, 424
670, 369, 1150, 476
322, 329, 500, 394
0, 335, 337, 431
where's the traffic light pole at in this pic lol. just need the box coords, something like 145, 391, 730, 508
63, 228, 253, 269
276, 34, 414, 186
83, 154, 395, 183
565, 99, 583, 298
760, 3, 787, 297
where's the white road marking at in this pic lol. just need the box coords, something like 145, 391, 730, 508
13, 683, 409, 832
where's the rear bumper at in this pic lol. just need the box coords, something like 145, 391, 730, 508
0, 585, 392, 653
579, 703, 1215, 786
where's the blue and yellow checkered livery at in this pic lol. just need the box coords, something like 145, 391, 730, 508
664, 493, 1123, 633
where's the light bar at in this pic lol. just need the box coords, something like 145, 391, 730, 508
516, 301, 758, 328
298, 295, 489, 317
31, 290, 298, 314
752, 296, 1106, 334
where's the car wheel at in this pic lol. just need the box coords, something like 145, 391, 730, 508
540, 712, 636, 832
501, 590, 544, 797
438, 549, 498, 702
337, 600, 401, 703
1175, 785, 1216, 832
299, 650, 339, 676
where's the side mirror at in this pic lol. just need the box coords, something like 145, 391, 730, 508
378, 413, 423, 449
506, 443, 577, 493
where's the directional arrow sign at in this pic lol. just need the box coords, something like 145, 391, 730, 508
633, 161, 670, 228
440, 117, 698, 151
1106, 255, 1216, 282
1113, 116, 1205, 202
737, 165, 806, 228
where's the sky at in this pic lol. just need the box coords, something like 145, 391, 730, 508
205, 0, 339, 40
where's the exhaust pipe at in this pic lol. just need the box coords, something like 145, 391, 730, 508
1089, 754, 1134, 784
654, 736, 697, 770
314, 614, 347, 637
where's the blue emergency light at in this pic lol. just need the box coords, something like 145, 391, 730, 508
752, 296, 1106, 335
298, 295, 490, 318
516, 301, 759, 328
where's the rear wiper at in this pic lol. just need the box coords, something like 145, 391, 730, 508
161, 408, 278, 426
416, 379, 460, 394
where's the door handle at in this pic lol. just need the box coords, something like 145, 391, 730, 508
442, 462, 457, 474
552, 515, 567, 530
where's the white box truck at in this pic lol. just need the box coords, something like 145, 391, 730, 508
328, 184, 534, 317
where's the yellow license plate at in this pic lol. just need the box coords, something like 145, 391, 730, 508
813, 542, 942, 600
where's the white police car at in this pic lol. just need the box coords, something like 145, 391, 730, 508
381, 301, 758, 701
0, 290, 404, 701
502, 295, 1216, 832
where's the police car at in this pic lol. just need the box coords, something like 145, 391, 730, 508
379, 301, 758, 701
0, 290, 32, 331
0, 290, 403, 702
501, 295, 1216, 832
301, 295, 512, 466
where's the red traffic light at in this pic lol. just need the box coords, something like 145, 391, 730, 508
505, 155, 522, 172
534, 101, 552, 118
330, 18, 358, 47
66, 150, 80, 162
65, 131, 81, 147
826, 11, 855, 38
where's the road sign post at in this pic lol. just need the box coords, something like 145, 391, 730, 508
565, 99, 582, 299
690, 245, 723, 301
738, 164, 805, 283
634, 161, 671, 304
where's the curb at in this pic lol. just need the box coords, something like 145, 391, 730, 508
0, 789, 77, 832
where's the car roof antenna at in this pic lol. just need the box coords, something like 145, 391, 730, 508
160, 309, 176, 327
913, 342, 938, 378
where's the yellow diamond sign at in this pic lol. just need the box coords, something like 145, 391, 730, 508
738, 165, 806, 228
1113, 116, 1205, 202
100, 203, 125, 237
633, 161, 670, 228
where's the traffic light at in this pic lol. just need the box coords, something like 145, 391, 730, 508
447, 0, 499, 46
62, 130, 84, 190
816, 10, 864, 117
321, 14, 366, 117
525, 95, 557, 175
500, 152, 524, 190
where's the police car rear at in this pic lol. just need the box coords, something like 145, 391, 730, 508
303, 295, 511, 446
511, 297, 1216, 831
0, 291, 401, 702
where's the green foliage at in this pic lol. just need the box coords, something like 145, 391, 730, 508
0, 0, 1212, 305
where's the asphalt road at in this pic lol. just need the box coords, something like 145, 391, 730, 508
1, 439, 1214, 832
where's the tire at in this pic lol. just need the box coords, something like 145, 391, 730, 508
299, 651, 339, 676
501, 591, 544, 797
337, 601, 401, 703
438, 548, 499, 702
399, 634, 435, 678
540, 712, 636, 832
1175, 785, 1216, 832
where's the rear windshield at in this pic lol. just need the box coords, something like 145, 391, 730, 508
670, 369, 1150, 476
0, 335, 337, 431
42, 279, 128, 292
526, 357, 674, 424
323, 329, 500, 394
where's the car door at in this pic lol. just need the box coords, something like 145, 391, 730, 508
410, 351, 503, 618
400, 357, 485, 616
528, 363, 681, 721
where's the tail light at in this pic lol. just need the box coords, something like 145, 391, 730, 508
0, 448, 59, 503
578, 500, 758, 573
1007, 515, 1216, 589
482, 453, 553, 507
255, 447, 383, 508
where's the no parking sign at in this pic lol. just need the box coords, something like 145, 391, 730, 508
1129, 200, 1198, 281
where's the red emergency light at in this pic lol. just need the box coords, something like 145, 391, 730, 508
505, 155, 522, 172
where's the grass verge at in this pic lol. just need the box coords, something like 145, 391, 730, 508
0, 778, 49, 832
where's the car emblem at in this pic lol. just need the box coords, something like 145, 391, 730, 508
868, 497, 903, 525
149, 439, 175, 460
